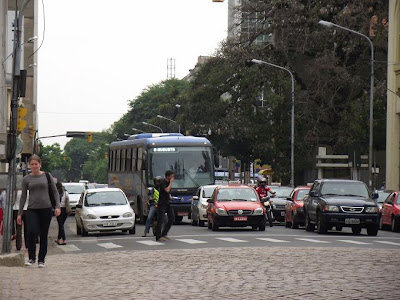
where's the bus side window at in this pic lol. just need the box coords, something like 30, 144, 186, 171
137, 147, 143, 170
116, 149, 121, 172
121, 149, 126, 172
126, 148, 132, 172
111, 149, 116, 172
108, 150, 113, 172
132, 147, 137, 171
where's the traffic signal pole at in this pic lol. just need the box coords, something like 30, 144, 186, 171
2, 0, 31, 254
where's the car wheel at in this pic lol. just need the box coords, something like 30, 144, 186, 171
285, 213, 291, 228
76, 223, 81, 235
211, 218, 219, 231
191, 216, 198, 226
305, 212, 315, 232
391, 216, 400, 232
81, 224, 88, 237
291, 214, 299, 229
259, 224, 266, 231
198, 215, 205, 227
352, 225, 362, 235
316, 211, 327, 234
129, 225, 136, 234
367, 225, 378, 236
335, 225, 342, 231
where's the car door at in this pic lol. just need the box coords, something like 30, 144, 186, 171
308, 182, 320, 222
382, 193, 394, 225
286, 189, 296, 222
75, 192, 85, 227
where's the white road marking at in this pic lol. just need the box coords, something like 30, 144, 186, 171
97, 242, 123, 249
176, 239, 208, 244
216, 238, 248, 243
137, 240, 165, 246
296, 238, 331, 244
337, 240, 371, 245
375, 241, 400, 246
256, 238, 290, 243
58, 244, 81, 252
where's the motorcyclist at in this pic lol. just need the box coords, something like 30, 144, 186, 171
255, 178, 276, 199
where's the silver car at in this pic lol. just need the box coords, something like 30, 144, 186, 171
63, 182, 86, 213
191, 185, 218, 226
75, 188, 135, 236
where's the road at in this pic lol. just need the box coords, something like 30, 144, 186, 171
52, 216, 400, 254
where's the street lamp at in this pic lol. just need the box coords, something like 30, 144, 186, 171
157, 114, 181, 133
248, 59, 295, 187
142, 121, 163, 133
318, 20, 374, 189
132, 127, 145, 133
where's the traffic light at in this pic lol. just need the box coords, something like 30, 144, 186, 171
17, 107, 27, 132
87, 132, 93, 143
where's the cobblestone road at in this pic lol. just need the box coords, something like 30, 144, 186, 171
1, 246, 399, 300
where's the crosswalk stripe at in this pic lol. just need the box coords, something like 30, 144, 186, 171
137, 240, 165, 246
257, 238, 290, 243
176, 239, 208, 244
375, 241, 400, 246
97, 242, 123, 249
296, 238, 331, 244
216, 237, 248, 243
337, 240, 370, 245
58, 244, 81, 252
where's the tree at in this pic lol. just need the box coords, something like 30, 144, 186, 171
38, 142, 71, 180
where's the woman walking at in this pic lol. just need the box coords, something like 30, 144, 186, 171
17, 154, 61, 268
55, 185, 71, 245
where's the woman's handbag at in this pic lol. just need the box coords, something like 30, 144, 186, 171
45, 172, 57, 208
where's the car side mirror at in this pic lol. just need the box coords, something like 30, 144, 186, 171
76, 204, 82, 209
207, 199, 214, 203
193, 196, 199, 201
286, 197, 293, 201
309, 191, 319, 197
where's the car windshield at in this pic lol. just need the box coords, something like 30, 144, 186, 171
85, 191, 127, 206
203, 186, 216, 198
217, 188, 258, 202
296, 189, 310, 200
272, 187, 293, 198
64, 184, 85, 194
376, 191, 390, 203
320, 182, 369, 198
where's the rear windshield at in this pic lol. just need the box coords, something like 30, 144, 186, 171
64, 184, 85, 194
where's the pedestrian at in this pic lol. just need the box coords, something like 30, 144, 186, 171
55, 185, 71, 245
155, 170, 175, 241
142, 176, 162, 237
13, 190, 29, 250
17, 154, 61, 268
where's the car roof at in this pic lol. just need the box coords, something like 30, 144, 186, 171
63, 182, 85, 186
218, 184, 253, 189
86, 188, 121, 193
201, 185, 219, 189
295, 186, 311, 190
316, 179, 364, 184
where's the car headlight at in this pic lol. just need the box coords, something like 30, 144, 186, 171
253, 208, 264, 215
216, 208, 227, 216
201, 203, 208, 209
85, 214, 97, 219
323, 205, 339, 212
123, 212, 133, 218
365, 207, 379, 213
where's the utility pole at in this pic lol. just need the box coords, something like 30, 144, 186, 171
2, 0, 30, 254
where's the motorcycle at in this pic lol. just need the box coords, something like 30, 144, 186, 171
261, 196, 274, 227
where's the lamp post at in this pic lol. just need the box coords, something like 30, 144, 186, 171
132, 127, 145, 133
142, 121, 163, 133
157, 114, 180, 133
318, 20, 374, 189
248, 59, 295, 187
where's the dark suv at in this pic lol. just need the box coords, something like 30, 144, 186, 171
303, 179, 379, 236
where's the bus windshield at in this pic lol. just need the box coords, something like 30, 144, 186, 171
148, 146, 214, 188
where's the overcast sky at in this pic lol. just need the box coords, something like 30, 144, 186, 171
37, 0, 228, 148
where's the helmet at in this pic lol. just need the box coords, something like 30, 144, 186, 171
259, 178, 267, 184
153, 176, 163, 185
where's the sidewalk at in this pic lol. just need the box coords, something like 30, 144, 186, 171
1, 219, 400, 299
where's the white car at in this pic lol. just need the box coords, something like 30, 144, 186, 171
63, 182, 86, 213
190, 185, 218, 227
75, 188, 135, 236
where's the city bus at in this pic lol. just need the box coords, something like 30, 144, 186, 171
107, 133, 217, 223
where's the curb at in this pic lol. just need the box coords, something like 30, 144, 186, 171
0, 252, 24, 267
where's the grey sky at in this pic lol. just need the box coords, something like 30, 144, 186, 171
37, 0, 228, 148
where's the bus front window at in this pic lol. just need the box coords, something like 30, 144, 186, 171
148, 146, 213, 188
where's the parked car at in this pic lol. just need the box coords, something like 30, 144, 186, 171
285, 186, 311, 229
376, 190, 391, 211
303, 179, 380, 235
75, 188, 135, 236
191, 185, 218, 227
63, 182, 86, 213
207, 182, 266, 231
380, 191, 400, 232
268, 186, 293, 222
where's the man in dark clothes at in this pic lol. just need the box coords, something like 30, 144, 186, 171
155, 170, 175, 241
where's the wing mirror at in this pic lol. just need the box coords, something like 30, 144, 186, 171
309, 191, 319, 197
372, 192, 378, 199
193, 196, 199, 201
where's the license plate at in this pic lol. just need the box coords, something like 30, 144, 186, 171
177, 212, 189, 216
281, 212, 285, 216
103, 221, 117, 227
345, 218, 360, 225
234, 216, 247, 221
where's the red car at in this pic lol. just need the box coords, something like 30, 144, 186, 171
380, 191, 400, 232
207, 183, 266, 231
285, 186, 310, 229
